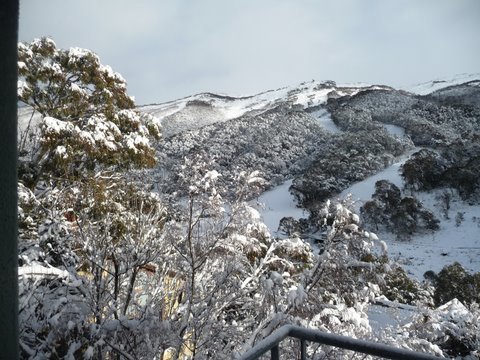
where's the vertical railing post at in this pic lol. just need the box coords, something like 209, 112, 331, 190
300, 339, 306, 360
271, 345, 279, 360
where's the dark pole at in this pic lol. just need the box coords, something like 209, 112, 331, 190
0, 0, 19, 359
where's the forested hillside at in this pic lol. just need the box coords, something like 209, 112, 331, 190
17, 38, 480, 359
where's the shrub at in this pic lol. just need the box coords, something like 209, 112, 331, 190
361, 180, 439, 238
430, 262, 480, 306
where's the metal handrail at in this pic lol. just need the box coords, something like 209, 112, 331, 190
238, 325, 441, 360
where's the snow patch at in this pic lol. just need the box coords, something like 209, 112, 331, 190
384, 124, 405, 138
339, 149, 418, 213
310, 109, 342, 133
405, 73, 480, 95
254, 179, 307, 236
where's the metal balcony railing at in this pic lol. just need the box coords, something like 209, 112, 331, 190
238, 325, 440, 360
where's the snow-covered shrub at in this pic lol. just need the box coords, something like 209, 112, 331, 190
455, 211, 465, 227
383, 264, 433, 305
278, 216, 310, 236
328, 86, 479, 148
281, 199, 409, 358
390, 197, 440, 239
328, 89, 418, 128
395, 299, 480, 358
155, 109, 327, 198
18, 174, 172, 359
398, 101, 480, 147
436, 190, 452, 219
402, 149, 450, 191
402, 142, 480, 201
361, 180, 439, 239
307, 302, 373, 359
18, 270, 91, 358
429, 262, 480, 306
152, 161, 316, 358
305, 199, 388, 310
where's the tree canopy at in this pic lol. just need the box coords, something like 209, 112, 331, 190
18, 37, 161, 182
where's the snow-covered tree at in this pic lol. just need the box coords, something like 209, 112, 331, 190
16, 38, 169, 357
291, 129, 410, 207
18, 37, 161, 184
306, 199, 388, 304
17, 172, 173, 358
401, 143, 480, 202
158, 158, 315, 358
429, 262, 480, 306
17, 152, 318, 358
361, 180, 439, 240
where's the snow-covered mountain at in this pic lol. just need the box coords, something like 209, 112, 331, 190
404, 72, 480, 95
18, 74, 480, 255
139, 80, 392, 137
140, 74, 480, 279
21, 74, 479, 140
17, 73, 480, 358
139, 74, 480, 140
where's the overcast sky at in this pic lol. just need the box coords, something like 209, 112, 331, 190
19, 0, 480, 105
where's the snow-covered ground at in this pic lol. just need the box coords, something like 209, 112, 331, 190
257, 148, 479, 281
405, 73, 480, 95
338, 149, 418, 213
368, 298, 418, 336
339, 151, 480, 280
254, 180, 307, 237
310, 109, 342, 133
386, 190, 480, 279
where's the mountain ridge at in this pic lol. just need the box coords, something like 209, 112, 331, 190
139, 75, 480, 138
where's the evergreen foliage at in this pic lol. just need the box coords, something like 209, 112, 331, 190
402, 143, 480, 201
361, 180, 439, 239
428, 262, 480, 306
18, 37, 160, 184
291, 129, 410, 207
